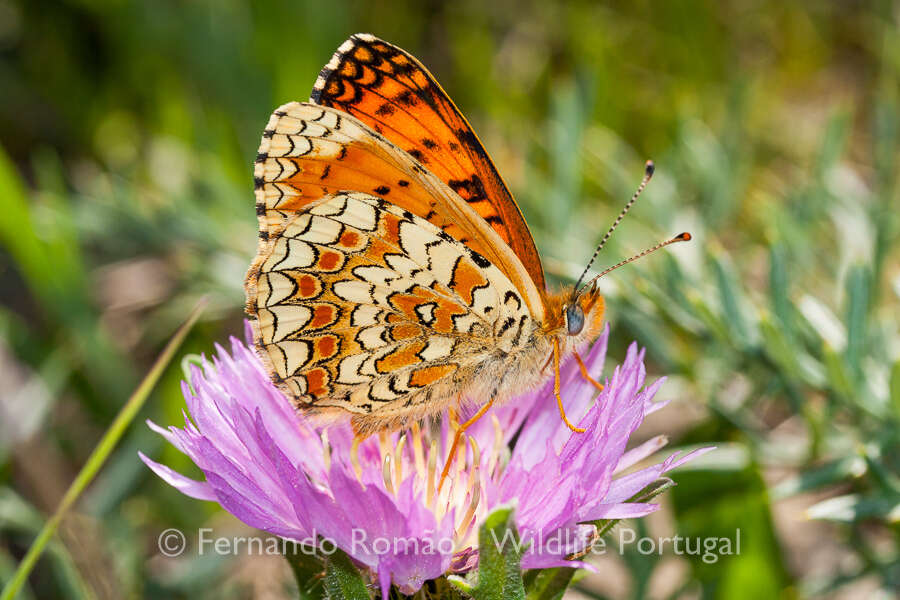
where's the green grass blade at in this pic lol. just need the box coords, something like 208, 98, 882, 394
890, 359, 900, 419
844, 265, 870, 379
0, 299, 206, 600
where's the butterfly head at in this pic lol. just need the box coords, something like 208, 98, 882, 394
560, 283, 606, 342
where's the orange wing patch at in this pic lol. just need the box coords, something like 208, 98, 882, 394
254, 103, 484, 259
450, 258, 489, 306
408, 364, 457, 388
311, 33, 546, 292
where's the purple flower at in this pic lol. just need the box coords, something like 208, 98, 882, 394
141, 323, 709, 596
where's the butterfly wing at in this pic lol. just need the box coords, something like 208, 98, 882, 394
310, 33, 547, 293
253, 101, 545, 319
245, 192, 535, 433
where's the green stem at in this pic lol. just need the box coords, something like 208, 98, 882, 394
0, 299, 207, 600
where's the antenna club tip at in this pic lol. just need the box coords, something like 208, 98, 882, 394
676, 232, 692, 242
644, 160, 655, 177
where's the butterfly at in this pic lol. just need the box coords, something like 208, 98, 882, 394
244, 34, 689, 462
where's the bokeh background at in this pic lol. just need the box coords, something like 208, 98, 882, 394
1, 1, 898, 598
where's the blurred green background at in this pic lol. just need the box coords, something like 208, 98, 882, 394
1, 1, 898, 598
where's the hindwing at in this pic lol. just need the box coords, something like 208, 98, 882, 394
246, 192, 534, 418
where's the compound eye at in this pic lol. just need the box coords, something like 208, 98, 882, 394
566, 304, 585, 336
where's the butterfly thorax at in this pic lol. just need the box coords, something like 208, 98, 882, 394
442, 288, 605, 426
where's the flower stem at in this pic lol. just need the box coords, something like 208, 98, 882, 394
0, 299, 207, 600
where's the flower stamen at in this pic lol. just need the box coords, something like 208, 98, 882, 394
393, 433, 407, 485
320, 430, 331, 472
456, 435, 467, 478
426, 439, 438, 508
411, 422, 425, 475
350, 435, 363, 481
467, 437, 481, 491
378, 430, 390, 458
490, 414, 503, 477
454, 436, 482, 547
382, 453, 395, 495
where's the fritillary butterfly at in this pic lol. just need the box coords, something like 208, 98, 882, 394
245, 34, 689, 441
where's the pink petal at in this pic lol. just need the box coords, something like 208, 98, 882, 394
138, 451, 217, 501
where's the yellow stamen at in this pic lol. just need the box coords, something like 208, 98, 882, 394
426, 439, 438, 508
464, 436, 480, 508
411, 421, 425, 476
490, 414, 504, 477
382, 453, 394, 495
456, 436, 481, 546
393, 433, 406, 486
456, 433, 467, 479
320, 430, 331, 472
350, 435, 364, 481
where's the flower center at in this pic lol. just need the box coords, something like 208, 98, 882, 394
340, 412, 511, 553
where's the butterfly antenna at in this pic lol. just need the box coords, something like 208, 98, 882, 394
579, 232, 692, 291
573, 160, 656, 293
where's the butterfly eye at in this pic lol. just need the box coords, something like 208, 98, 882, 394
565, 304, 585, 336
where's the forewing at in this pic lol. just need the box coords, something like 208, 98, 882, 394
253, 101, 546, 320
245, 193, 534, 416
310, 33, 546, 292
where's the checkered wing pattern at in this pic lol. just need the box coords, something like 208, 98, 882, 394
252, 101, 546, 319
246, 192, 534, 421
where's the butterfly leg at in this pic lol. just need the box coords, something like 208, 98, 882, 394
553, 338, 586, 433
539, 352, 553, 375
574, 351, 604, 391
437, 397, 496, 493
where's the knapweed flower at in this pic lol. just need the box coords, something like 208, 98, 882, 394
141, 323, 708, 596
